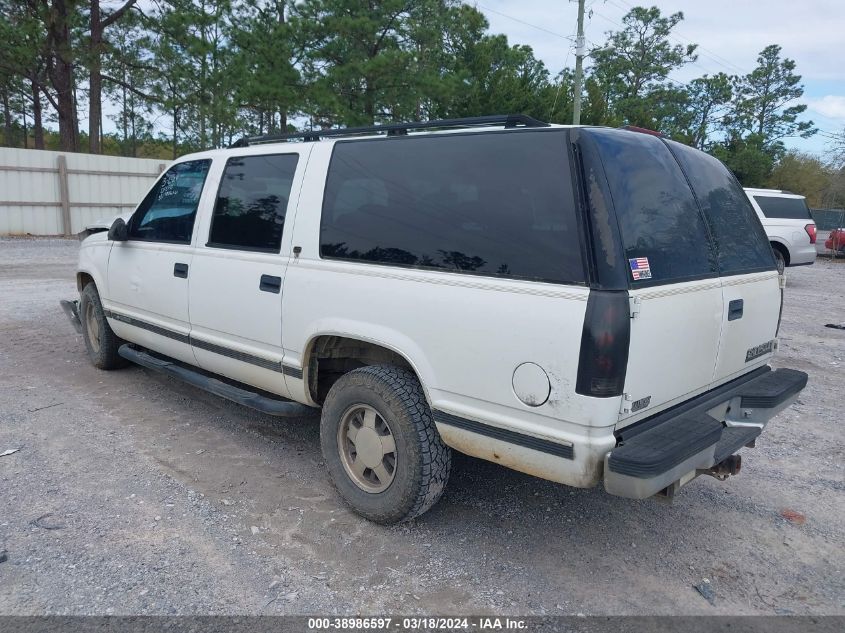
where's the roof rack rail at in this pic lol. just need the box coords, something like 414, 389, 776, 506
229, 114, 549, 148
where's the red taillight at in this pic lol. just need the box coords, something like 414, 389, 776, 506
621, 125, 664, 137
576, 291, 631, 398
805, 223, 816, 244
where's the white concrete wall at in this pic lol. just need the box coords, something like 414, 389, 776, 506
0, 148, 170, 236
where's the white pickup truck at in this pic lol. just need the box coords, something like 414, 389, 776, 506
62, 116, 808, 523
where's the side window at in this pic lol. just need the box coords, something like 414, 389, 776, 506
668, 141, 775, 275
753, 195, 812, 220
319, 131, 585, 285
208, 154, 299, 252
129, 159, 211, 243
586, 129, 718, 285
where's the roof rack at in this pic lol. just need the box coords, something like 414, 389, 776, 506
229, 114, 549, 148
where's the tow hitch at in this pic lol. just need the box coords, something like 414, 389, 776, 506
702, 454, 742, 480
656, 454, 743, 501
60, 299, 82, 334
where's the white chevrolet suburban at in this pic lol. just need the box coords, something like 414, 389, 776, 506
62, 115, 808, 523
744, 187, 817, 274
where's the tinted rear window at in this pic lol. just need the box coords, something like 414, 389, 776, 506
587, 129, 717, 285
320, 131, 585, 284
668, 141, 774, 275
753, 195, 812, 220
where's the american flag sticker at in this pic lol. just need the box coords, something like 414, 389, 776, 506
629, 257, 652, 280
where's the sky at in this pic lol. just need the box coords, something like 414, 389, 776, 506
99, 0, 844, 156
475, 0, 845, 156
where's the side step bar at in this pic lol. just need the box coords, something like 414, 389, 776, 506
60, 299, 82, 334
118, 345, 315, 418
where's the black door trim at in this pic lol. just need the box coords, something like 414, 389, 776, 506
433, 409, 574, 460
103, 308, 302, 378
104, 309, 190, 344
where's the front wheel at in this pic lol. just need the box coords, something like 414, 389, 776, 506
320, 365, 451, 524
80, 283, 128, 370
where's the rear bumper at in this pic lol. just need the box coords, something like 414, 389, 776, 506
604, 367, 808, 499
788, 243, 817, 266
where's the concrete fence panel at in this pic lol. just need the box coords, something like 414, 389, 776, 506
0, 147, 170, 236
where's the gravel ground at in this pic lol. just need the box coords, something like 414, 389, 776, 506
0, 237, 842, 616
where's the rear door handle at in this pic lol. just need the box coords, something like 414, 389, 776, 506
259, 274, 282, 293
728, 299, 744, 321
173, 263, 189, 278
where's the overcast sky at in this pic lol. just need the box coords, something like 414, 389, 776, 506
476, 0, 844, 156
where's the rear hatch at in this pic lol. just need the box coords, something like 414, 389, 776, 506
579, 129, 779, 426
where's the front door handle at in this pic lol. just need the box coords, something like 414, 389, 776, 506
259, 274, 282, 293
173, 262, 189, 278
728, 299, 744, 321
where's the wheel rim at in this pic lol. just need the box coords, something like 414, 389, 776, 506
337, 404, 397, 493
84, 300, 101, 353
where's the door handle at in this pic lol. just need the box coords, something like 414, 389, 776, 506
728, 299, 744, 321
259, 274, 282, 293
173, 263, 189, 278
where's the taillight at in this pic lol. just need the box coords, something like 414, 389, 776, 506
805, 223, 816, 244
576, 291, 631, 398
621, 125, 664, 137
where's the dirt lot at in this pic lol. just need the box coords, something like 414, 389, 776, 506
0, 237, 842, 616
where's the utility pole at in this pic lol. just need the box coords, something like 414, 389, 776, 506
572, 0, 586, 125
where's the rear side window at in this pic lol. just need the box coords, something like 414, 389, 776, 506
668, 141, 774, 275
130, 159, 211, 244
587, 129, 717, 285
320, 131, 585, 284
208, 154, 299, 252
753, 195, 812, 220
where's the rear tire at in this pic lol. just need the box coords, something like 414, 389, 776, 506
80, 283, 128, 370
320, 365, 451, 524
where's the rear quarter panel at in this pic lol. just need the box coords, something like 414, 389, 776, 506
281, 143, 620, 466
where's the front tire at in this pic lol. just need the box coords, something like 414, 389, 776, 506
80, 283, 128, 370
320, 365, 451, 524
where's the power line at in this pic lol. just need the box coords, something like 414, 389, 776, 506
584, 35, 690, 91
604, 0, 751, 76
475, 3, 575, 42
586, 6, 731, 82
474, 1, 740, 93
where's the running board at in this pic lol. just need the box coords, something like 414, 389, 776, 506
118, 345, 315, 418
60, 299, 82, 334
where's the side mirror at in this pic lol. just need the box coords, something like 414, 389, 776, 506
108, 217, 129, 242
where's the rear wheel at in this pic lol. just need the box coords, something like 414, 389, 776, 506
80, 283, 128, 370
320, 365, 451, 524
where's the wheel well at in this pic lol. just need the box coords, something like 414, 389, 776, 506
77, 272, 94, 292
306, 336, 415, 404
770, 241, 790, 266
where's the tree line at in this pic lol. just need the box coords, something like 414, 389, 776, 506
1, 0, 840, 196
